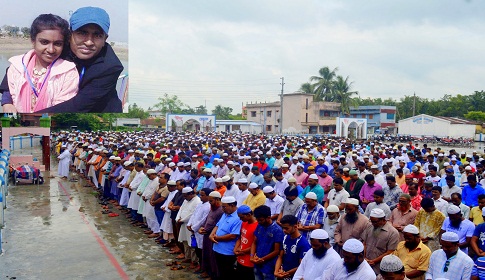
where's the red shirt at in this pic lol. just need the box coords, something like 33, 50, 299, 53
237, 221, 258, 267
410, 195, 422, 211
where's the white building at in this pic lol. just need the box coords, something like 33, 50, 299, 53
398, 114, 476, 138
216, 120, 262, 134
112, 118, 140, 127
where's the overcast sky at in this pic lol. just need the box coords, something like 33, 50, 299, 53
0, 0, 127, 42
131, 1, 484, 113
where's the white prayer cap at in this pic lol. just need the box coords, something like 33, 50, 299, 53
123, 161, 132, 166
238, 178, 248, 184
443, 162, 450, 166
438, 153, 444, 156
342, 239, 364, 253
168, 162, 176, 167
222, 153, 228, 156
209, 191, 221, 198
128, 149, 134, 153
326, 205, 340, 213
184, 162, 190, 166
266, 151, 272, 155
166, 158, 172, 161
248, 183, 259, 189
88, 151, 93, 154
310, 229, 329, 240
221, 196, 236, 204
167, 180, 177, 185
94, 148, 101, 152
177, 162, 184, 167
345, 198, 360, 206
227, 161, 234, 165
380, 255, 404, 273
215, 178, 223, 183
203, 168, 212, 173
370, 165, 378, 169
182, 187, 193, 194
114, 157, 121, 160
465, 166, 472, 171
447, 205, 461, 215
302, 155, 309, 159
309, 174, 319, 180
282, 164, 289, 168
370, 208, 386, 218
343, 167, 350, 172
402, 225, 419, 235
109, 156, 115, 160
292, 156, 299, 160
221, 175, 230, 182
415, 162, 421, 167
287, 177, 296, 183
263, 186, 274, 194
146, 169, 157, 174
305, 192, 317, 200
441, 231, 459, 242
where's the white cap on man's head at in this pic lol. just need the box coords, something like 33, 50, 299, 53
310, 229, 329, 240
305, 192, 317, 200
342, 239, 364, 253
402, 224, 419, 235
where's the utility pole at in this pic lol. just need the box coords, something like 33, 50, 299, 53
280, 77, 285, 134
412, 92, 416, 117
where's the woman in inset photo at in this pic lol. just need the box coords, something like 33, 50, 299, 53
5, 13, 78, 113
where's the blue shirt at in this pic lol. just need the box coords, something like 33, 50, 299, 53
254, 222, 284, 274
265, 157, 275, 169
251, 174, 264, 186
203, 176, 216, 190
209, 154, 220, 163
282, 234, 311, 271
213, 212, 242, 256
463, 183, 485, 207
473, 223, 485, 253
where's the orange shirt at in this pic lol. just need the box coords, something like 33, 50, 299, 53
216, 186, 227, 196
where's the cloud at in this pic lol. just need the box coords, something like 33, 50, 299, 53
128, 0, 485, 113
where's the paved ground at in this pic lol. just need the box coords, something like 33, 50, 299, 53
0, 166, 198, 279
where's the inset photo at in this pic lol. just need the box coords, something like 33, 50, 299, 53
0, 0, 128, 113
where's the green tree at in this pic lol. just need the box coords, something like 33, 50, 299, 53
21, 27, 30, 38
299, 82, 313, 94
52, 113, 106, 131
154, 93, 187, 114
332, 75, 358, 115
194, 105, 208, 115
310, 66, 338, 101
126, 103, 149, 119
212, 105, 233, 119
464, 111, 485, 122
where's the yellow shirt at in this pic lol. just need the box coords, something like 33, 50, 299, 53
414, 209, 445, 239
393, 241, 431, 276
470, 206, 484, 225
242, 191, 266, 211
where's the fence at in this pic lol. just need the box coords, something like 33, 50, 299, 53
0, 149, 10, 253
9, 135, 42, 150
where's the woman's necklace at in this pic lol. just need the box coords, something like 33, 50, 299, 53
33, 67, 47, 76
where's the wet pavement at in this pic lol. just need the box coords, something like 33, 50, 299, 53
0, 165, 199, 279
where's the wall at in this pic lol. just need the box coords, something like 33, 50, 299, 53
398, 115, 449, 136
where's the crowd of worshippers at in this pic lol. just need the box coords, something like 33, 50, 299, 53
53, 131, 485, 280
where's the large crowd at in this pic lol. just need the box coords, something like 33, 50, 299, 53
53, 131, 485, 280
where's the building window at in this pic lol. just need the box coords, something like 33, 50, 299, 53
232, 125, 240, 131
266, 125, 272, 131
306, 99, 309, 109
353, 114, 357, 118
305, 113, 308, 123
267, 110, 272, 117
387, 113, 395, 120
369, 114, 374, 120
251, 111, 256, 117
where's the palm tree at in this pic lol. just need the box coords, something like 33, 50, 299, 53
332, 75, 358, 115
299, 82, 313, 94
310, 66, 338, 101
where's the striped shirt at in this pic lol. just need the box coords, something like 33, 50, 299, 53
295, 203, 325, 240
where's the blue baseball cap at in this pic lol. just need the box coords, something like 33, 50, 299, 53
70, 7, 110, 34
237, 205, 252, 214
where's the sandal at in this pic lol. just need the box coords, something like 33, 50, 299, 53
166, 261, 179, 266
170, 265, 185, 270
108, 213, 119, 217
